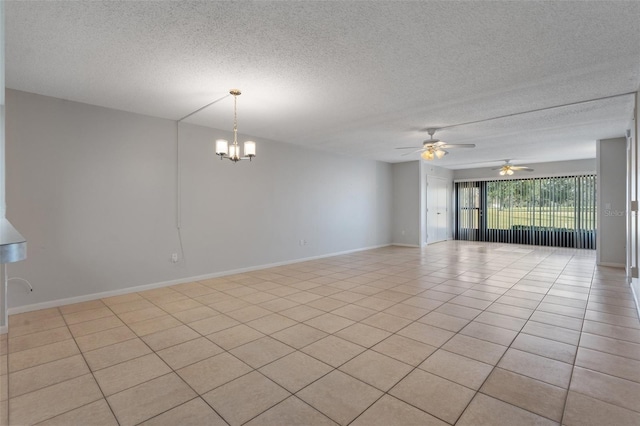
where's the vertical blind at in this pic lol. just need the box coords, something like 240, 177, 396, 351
455, 175, 596, 249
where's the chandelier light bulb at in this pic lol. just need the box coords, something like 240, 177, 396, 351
244, 141, 256, 158
215, 139, 229, 156
228, 144, 240, 160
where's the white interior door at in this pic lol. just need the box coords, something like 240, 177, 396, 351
427, 176, 449, 244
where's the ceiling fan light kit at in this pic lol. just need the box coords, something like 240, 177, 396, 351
499, 166, 515, 176
397, 128, 475, 161
421, 146, 447, 161
492, 160, 535, 176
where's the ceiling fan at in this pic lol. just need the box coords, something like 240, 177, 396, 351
492, 160, 535, 175
396, 128, 475, 160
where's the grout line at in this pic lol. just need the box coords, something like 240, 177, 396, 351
559, 259, 597, 425
447, 251, 580, 424
130, 285, 348, 424
106, 295, 239, 424
6, 243, 637, 425
57, 307, 121, 426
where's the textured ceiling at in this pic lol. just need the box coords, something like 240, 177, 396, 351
6, 1, 640, 168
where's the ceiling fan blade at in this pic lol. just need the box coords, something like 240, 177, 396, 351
511, 167, 534, 171
439, 143, 476, 149
395, 146, 421, 150
490, 166, 503, 170
401, 149, 424, 156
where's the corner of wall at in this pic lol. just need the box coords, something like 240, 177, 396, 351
629, 91, 639, 310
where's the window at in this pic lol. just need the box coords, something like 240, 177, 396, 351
456, 175, 596, 249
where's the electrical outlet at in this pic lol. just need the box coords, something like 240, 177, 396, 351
171, 253, 179, 263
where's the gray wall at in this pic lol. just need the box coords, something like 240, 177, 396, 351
597, 137, 627, 266
391, 161, 420, 246
6, 90, 393, 310
391, 161, 454, 247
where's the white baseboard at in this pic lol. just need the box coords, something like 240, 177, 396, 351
391, 243, 420, 248
425, 239, 449, 246
7, 243, 391, 316
596, 262, 626, 268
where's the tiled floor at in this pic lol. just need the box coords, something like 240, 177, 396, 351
2, 241, 640, 425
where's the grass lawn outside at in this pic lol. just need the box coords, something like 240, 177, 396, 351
485, 207, 596, 230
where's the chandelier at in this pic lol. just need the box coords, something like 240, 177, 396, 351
215, 89, 256, 162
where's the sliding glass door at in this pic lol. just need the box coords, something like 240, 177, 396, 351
456, 182, 482, 241
456, 175, 596, 249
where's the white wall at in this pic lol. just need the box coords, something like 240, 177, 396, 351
391, 161, 420, 246
597, 137, 627, 267
5, 90, 393, 310
453, 159, 596, 181
0, 0, 5, 332
0, 0, 4, 217
628, 92, 639, 311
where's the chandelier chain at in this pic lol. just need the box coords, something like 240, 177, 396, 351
233, 94, 238, 147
